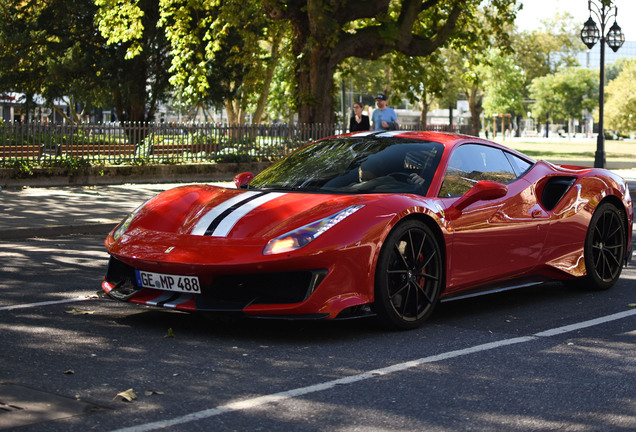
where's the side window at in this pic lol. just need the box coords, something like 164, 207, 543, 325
504, 152, 533, 176
438, 144, 517, 197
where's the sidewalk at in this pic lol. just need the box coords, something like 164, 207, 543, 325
0, 182, 231, 240
1, 171, 636, 241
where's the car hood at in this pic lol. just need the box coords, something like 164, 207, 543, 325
117, 184, 384, 242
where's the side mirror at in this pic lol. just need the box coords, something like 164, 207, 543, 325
450, 180, 508, 215
233, 172, 254, 188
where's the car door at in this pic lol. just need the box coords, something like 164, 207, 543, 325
438, 143, 550, 293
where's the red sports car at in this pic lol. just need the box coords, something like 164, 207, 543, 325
102, 131, 633, 329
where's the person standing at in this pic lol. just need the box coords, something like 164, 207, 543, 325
372, 93, 399, 131
349, 102, 370, 132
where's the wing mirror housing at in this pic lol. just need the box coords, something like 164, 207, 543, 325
233, 172, 254, 188
447, 180, 508, 218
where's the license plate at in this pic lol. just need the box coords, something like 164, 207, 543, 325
135, 270, 201, 294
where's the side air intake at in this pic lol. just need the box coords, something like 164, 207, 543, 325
541, 177, 576, 211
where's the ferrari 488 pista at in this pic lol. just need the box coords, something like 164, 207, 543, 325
102, 131, 633, 329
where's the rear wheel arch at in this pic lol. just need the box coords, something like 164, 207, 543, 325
597, 194, 630, 251
599, 194, 629, 224
580, 199, 627, 290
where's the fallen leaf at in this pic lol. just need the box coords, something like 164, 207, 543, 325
113, 388, 137, 402
144, 390, 165, 396
628, 303, 636, 308
63, 370, 75, 375
164, 328, 175, 338
65, 308, 94, 315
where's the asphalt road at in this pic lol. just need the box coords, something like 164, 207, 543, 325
1, 233, 635, 432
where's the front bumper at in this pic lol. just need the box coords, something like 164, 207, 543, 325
103, 256, 329, 313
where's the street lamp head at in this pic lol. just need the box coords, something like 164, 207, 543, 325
580, 17, 600, 49
606, 21, 625, 52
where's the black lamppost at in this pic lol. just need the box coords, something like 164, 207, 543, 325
580, 0, 624, 168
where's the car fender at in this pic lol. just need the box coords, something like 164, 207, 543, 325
361, 194, 448, 295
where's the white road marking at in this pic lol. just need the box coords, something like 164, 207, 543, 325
533, 309, 636, 337
110, 308, 636, 432
0, 295, 94, 311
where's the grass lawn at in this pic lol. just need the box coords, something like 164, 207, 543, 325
491, 137, 636, 164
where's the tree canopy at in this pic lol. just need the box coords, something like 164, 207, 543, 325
512, 11, 582, 95
6, 0, 633, 137
264, 0, 518, 123
0, 0, 110, 122
605, 59, 636, 133
529, 67, 597, 127
94, 0, 518, 124
95, 0, 172, 122
481, 47, 525, 118
0, 0, 172, 123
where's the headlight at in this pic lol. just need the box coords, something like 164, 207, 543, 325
263, 205, 364, 255
112, 203, 146, 241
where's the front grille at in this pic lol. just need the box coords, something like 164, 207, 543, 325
104, 256, 326, 308
211, 271, 326, 305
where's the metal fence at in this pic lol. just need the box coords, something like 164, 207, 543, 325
0, 122, 470, 165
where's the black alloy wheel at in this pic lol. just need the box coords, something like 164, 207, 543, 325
583, 202, 626, 290
374, 220, 443, 330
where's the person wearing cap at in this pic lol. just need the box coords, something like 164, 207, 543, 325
372, 93, 399, 131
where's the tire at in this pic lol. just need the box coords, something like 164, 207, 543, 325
374, 220, 443, 330
581, 202, 626, 290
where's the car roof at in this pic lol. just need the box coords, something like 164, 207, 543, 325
346, 130, 533, 159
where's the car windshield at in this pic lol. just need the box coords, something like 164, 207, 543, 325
248, 137, 444, 195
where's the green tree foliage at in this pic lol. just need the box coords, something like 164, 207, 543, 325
0, 0, 110, 122
481, 47, 525, 118
513, 11, 583, 95
0, 0, 46, 120
90, 0, 520, 127
389, 52, 448, 128
98, 0, 284, 125
529, 68, 597, 131
339, 2, 517, 134
605, 57, 632, 83
265, 0, 518, 123
605, 59, 636, 133
266, 42, 298, 123
0, 0, 171, 124
99, 0, 519, 125
454, 2, 520, 136
95, 0, 172, 123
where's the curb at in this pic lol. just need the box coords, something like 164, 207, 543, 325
0, 162, 270, 188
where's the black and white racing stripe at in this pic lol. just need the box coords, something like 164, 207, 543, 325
191, 191, 286, 237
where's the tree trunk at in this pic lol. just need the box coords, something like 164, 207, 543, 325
253, 28, 282, 124
420, 101, 429, 130
468, 85, 483, 137
296, 46, 336, 125
24, 93, 34, 123
271, 0, 465, 125
225, 100, 237, 126
418, 84, 433, 129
